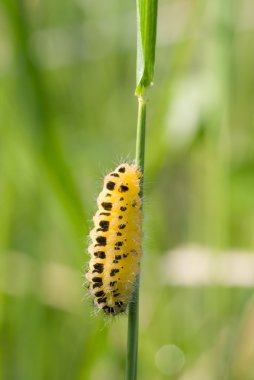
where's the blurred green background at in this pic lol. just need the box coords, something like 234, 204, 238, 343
1, 0, 254, 379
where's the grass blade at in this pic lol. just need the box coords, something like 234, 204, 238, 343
136, 0, 158, 96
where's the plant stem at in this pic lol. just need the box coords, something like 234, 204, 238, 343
135, 97, 147, 170
126, 97, 146, 380
126, 0, 157, 375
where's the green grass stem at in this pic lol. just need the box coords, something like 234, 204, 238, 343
135, 98, 147, 170
126, 98, 146, 380
126, 0, 158, 377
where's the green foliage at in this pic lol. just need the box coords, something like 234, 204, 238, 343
1, 0, 254, 379
136, 0, 158, 96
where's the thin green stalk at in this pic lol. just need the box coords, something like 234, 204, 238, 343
126, 98, 146, 380
126, 0, 157, 377
135, 98, 147, 170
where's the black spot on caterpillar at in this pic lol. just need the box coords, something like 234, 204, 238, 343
97, 220, 109, 232
95, 290, 105, 297
115, 255, 122, 260
97, 297, 107, 304
95, 236, 107, 247
119, 185, 129, 192
92, 277, 102, 283
94, 251, 106, 259
110, 268, 120, 276
93, 263, 104, 273
106, 181, 116, 190
101, 202, 112, 211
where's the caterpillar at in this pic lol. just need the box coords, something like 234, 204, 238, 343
86, 163, 143, 316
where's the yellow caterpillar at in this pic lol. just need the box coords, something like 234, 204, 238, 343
86, 163, 143, 316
